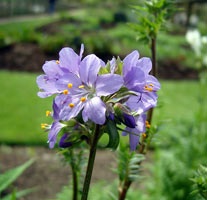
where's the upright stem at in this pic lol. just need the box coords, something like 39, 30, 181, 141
81, 125, 100, 200
118, 180, 132, 200
147, 37, 157, 124
69, 149, 78, 200
119, 37, 157, 200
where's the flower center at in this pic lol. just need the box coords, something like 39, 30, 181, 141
67, 83, 95, 109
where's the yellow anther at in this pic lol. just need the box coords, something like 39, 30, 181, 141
78, 85, 85, 89
56, 60, 60, 64
41, 123, 48, 129
68, 83, 73, 88
145, 121, 151, 128
80, 97, 86, 102
69, 103, 75, 108
142, 133, 147, 138
63, 89, 69, 95
46, 110, 51, 117
149, 83, 154, 87
144, 85, 153, 92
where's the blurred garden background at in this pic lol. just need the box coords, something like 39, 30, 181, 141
0, 0, 207, 199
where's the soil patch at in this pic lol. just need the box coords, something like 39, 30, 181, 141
0, 43, 198, 79
0, 146, 116, 200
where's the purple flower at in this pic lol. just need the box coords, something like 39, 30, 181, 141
122, 114, 146, 151
123, 50, 160, 113
55, 54, 124, 125
36, 45, 84, 98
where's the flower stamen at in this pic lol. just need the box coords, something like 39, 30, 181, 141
41, 123, 49, 129
78, 85, 85, 89
69, 103, 75, 108
68, 83, 73, 88
145, 120, 151, 128
80, 97, 86, 102
56, 60, 60, 64
63, 89, 69, 95
46, 110, 51, 117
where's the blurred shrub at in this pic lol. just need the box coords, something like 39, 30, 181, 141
191, 165, 207, 200
145, 74, 207, 200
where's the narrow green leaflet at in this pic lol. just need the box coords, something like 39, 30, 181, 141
2, 188, 37, 200
0, 159, 34, 192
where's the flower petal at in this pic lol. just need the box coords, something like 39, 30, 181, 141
82, 97, 106, 125
48, 122, 65, 148
146, 75, 161, 91
79, 44, 84, 62
56, 73, 82, 91
42, 60, 63, 77
36, 75, 59, 98
129, 132, 140, 151
59, 47, 80, 75
136, 57, 152, 74
126, 93, 157, 114
96, 74, 123, 96
55, 95, 84, 121
79, 54, 105, 86
124, 67, 145, 91
123, 50, 139, 76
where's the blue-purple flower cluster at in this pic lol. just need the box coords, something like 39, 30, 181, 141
37, 45, 160, 150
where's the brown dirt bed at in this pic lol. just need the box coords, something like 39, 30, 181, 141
0, 146, 116, 200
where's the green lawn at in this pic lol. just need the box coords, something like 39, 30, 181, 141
0, 70, 200, 146
0, 70, 52, 145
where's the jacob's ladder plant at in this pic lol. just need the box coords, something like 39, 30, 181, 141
36, 43, 160, 199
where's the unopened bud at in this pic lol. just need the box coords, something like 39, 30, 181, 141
59, 133, 72, 148
123, 113, 136, 128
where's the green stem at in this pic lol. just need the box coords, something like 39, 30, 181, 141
147, 37, 157, 124
81, 125, 100, 200
118, 37, 157, 200
69, 149, 78, 200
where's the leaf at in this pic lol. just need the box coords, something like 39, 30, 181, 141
105, 120, 120, 150
0, 159, 34, 193
2, 188, 37, 200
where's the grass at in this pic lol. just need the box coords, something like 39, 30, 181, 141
0, 70, 200, 146
0, 70, 52, 145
